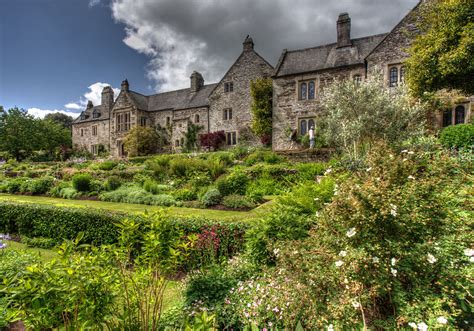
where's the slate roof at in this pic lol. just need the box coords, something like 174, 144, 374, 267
274, 33, 388, 77
74, 83, 217, 123
72, 106, 109, 124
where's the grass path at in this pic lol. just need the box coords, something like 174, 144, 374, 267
0, 194, 274, 221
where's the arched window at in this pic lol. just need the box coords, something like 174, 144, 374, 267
442, 110, 452, 127
195, 114, 200, 123
399, 66, 406, 83
300, 82, 307, 100
308, 119, 315, 130
455, 105, 465, 125
389, 67, 398, 87
308, 81, 315, 99
300, 119, 307, 136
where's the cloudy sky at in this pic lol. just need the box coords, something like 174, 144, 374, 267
0, 0, 418, 118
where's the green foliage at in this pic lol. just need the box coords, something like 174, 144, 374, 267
96, 160, 117, 171
25, 176, 55, 195
295, 162, 327, 181
143, 179, 169, 194
169, 157, 210, 178
104, 175, 122, 191
100, 185, 177, 206
244, 150, 284, 166
72, 173, 92, 192
173, 188, 198, 201
320, 75, 426, 159
59, 187, 79, 199
184, 121, 204, 152
216, 171, 249, 196
245, 176, 282, 202
21, 236, 56, 249
250, 78, 273, 144
439, 123, 474, 149
201, 188, 222, 207
44, 112, 74, 129
123, 125, 162, 157
405, 0, 474, 96
222, 195, 256, 210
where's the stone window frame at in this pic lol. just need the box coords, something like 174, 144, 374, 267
353, 74, 362, 85
226, 131, 237, 146
442, 103, 468, 127
166, 116, 171, 126
91, 144, 99, 156
195, 114, 200, 123
80, 129, 84, 137
175, 139, 180, 147
298, 117, 316, 136
298, 79, 316, 100
116, 112, 131, 132
92, 125, 98, 136
223, 108, 233, 121
92, 109, 101, 119
224, 82, 234, 93
388, 63, 406, 87
140, 117, 148, 127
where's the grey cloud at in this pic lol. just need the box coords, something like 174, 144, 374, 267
109, 0, 419, 92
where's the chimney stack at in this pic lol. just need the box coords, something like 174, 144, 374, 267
337, 13, 352, 48
243, 35, 254, 52
101, 86, 114, 113
121, 79, 129, 92
190, 71, 204, 93
86, 100, 93, 109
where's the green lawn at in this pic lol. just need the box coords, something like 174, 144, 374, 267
0, 194, 274, 221
4, 240, 57, 261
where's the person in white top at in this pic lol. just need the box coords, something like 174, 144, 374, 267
309, 125, 315, 149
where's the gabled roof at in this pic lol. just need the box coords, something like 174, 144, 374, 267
72, 105, 108, 124
274, 33, 387, 77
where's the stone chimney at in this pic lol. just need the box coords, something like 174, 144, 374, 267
190, 71, 204, 93
243, 35, 254, 52
86, 100, 93, 109
121, 79, 129, 92
337, 13, 352, 48
101, 86, 114, 113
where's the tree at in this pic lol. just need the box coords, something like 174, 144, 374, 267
0, 107, 39, 160
320, 75, 426, 159
123, 126, 161, 157
44, 112, 74, 129
405, 0, 474, 96
199, 131, 226, 151
183, 121, 203, 152
250, 78, 273, 145
37, 119, 72, 157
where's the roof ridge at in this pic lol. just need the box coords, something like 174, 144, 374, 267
286, 32, 389, 54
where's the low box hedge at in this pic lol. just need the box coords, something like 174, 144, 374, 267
0, 202, 249, 266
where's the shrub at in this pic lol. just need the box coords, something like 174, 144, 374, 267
104, 175, 122, 191
169, 157, 209, 178
439, 123, 474, 149
216, 171, 249, 197
172, 188, 198, 201
27, 176, 55, 195
72, 173, 92, 192
222, 195, 256, 210
143, 179, 170, 195
149, 194, 176, 207
245, 176, 281, 202
96, 160, 117, 171
5, 177, 27, 193
244, 150, 284, 166
201, 188, 222, 207
21, 236, 56, 249
200, 131, 226, 151
295, 162, 327, 181
59, 187, 79, 199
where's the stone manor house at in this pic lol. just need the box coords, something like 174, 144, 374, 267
72, 1, 472, 156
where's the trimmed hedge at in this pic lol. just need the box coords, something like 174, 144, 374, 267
0, 202, 249, 267
440, 123, 474, 149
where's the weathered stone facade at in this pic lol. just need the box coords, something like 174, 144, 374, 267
73, 2, 472, 155
209, 36, 274, 147
72, 36, 273, 157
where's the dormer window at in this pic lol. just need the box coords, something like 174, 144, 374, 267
224, 82, 234, 93
80, 112, 86, 121
92, 109, 101, 119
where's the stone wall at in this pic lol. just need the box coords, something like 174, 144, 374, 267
72, 119, 110, 153
109, 91, 137, 157
272, 65, 364, 151
209, 48, 273, 147
171, 107, 209, 152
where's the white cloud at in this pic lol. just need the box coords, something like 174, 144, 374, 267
108, 0, 418, 92
89, 0, 101, 8
64, 82, 120, 110
64, 103, 82, 110
27, 108, 79, 119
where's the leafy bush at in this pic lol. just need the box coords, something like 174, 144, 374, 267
200, 188, 222, 207
439, 123, 474, 149
169, 157, 210, 178
104, 175, 122, 191
173, 188, 198, 201
149, 194, 176, 207
21, 236, 56, 249
295, 162, 327, 181
96, 160, 117, 171
72, 173, 92, 192
5, 177, 27, 193
216, 171, 249, 196
200, 131, 226, 151
245, 176, 282, 202
244, 150, 284, 166
59, 187, 79, 199
143, 179, 169, 194
222, 195, 256, 210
